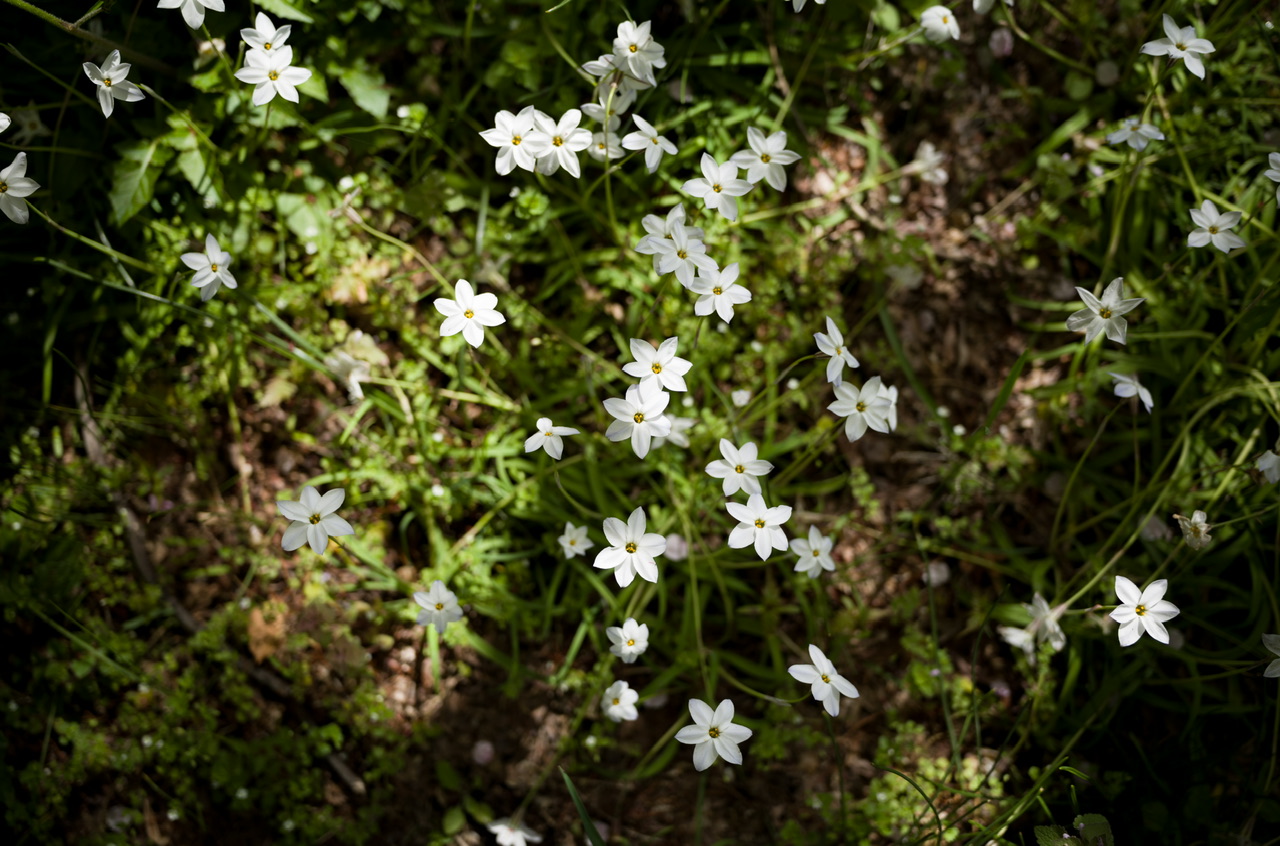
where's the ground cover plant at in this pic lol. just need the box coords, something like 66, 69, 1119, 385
2, 0, 1279, 843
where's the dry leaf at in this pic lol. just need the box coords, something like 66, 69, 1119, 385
248, 606, 287, 663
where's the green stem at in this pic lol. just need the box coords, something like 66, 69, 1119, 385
1, 0, 176, 73
28, 203, 164, 274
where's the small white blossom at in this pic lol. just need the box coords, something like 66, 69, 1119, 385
1173, 510, 1212, 549
1264, 153, 1280, 205
1106, 117, 1164, 151
726, 494, 791, 561
682, 153, 753, 222
0, 152, 40, 225
434, 279, 506, 348
622, 337, 692, 392
1263, 634, 1280, 678
1187, 199, 1245, 254
690, 262, 752, 323
731, 389, 751, 408
814, 316, 859, 386
1065, 277, 1144, 345
622, 115, 677, 173
705, 439, 774, 497
997, 593, 1066, 665
277, 486, 354, 554
594, 507, 666, 588
414, 580, 463, 634
606, 617, 649, 663
730, 127, 801, 191
1110, 576, 1180, 647
788, 644, 859, 717
240, 12, 291, 54
635, 204, 702, 267
82, 50, 145, 118
528, 109, 592, 178
612, 20, 666, 87
790, 525, 835, 578
650, 225, 717, 288
973, 0, 1012, 14
234, 46, 312, 106
878, 382, 899, 431
524, 417, 579, 460
675, 699, 752, 771
558, 522, 594, 559
181, 234, 237, 302
1140, 15, 1215, 80
587, 129, 623, 162
603, 379, 672, 459
911, 141, 948, 185
480, 107, 539, 175
920, 6, 960, 43
487, 820, 542, 846
828, 376, 893, 442
792, 0, 827, 10
157, 0, 223, 31
1108, 372, 1153, 413
1257, 449, 1280, 484
653, 416, 695, 450
601, 680, 639, 722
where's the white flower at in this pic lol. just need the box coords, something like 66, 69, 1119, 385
682, 154, 754, 222
480, 106, 539, 175
234, 46, 312, 106
558, 522, 594, 559
622, 337, 692, 392
324, 350, 371, 402
582, 94, 629, 125
997, 593, 1066, 665
635, 204, 702, 268
0, 113, 8, 134
606, 617, 649, 663
6, 104, 52, 146
528, 109, 591, 178
726, 494, 792, 561
277, 486, 355, 554
730, 127, 801, 191
582, 55, 643, 113
664, 533, 688, 561
731, 389, 751, 408
690, 262, 752, 323
157, 0, 223, 30
1108, 372, 1153, 413
1264, 634, 1280, 679
1187, 199, 1245, 254
792, 0, 827, 11
922, 561, 951, 586
1265, 153, 1280, 205
524, 417, 579, 459
434, 279, 506, 348
790, 525, 835, 578
651, 225, 718, 288
705, 439, 774, 496
83, 50, 146, 118
1140, 15, 1215, 80
814, 316, 859, 386
973, 0, 1011, 14
414, 580, 463, 634
240, 12, 291, 55
1257, 449, 1280, 484
587, 130, 623, 162
1109, 576, 1180, 646
594, 507, 666, 588
675, 699, 752, 771
653, 416, 695, 450
180, 234, 237, 302
878, 382, 899, 431
788, 644, 859, 717
603, 379, 671, 459
622, 115, 677, 173
920, 6, 960, 43
1065, 277, 1144, 345
601, 680, 639, 722
911, 141, 948, 185
828, 376, 893, 442
612, 20, 666, 87
0, 152, 40, 225
487, 819, 542, 846
1106, 117, 1164, 151
1173, 510, 1212, 549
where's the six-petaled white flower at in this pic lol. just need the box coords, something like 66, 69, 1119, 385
829, 375, 893, 442
1110, 576, 1180, 647
911, 141, 948, 185
480, 107, 540, 175
524, 417, 579, 459
790, 525, 835, 578
414, 580, 463, 634
434, 279, 506, 348
277, 485, 355, 554
181, 233, 238, 302
612, 20, 666, 86
1108, 372, 1153, 413
1107, 117, 1164, 151
1140, 15, 1215, 80
690, 262, 752, 323
705, 439, 774, 497
1187, 199, 1245, 254
606, 617, 649, 663
675, 698, 752, 771
487, 819, 542, 846
558, 522, 594, 559
651, 225, 717, 288
653, 416, 695, 450
0, 113, 8, 134
1173, 510, 1212, 550
234, 45, 312, 106
792, 0, 827, 12
0, 152, 39, 225
83, 50, 146, 119
635, 204, 702, 269
623, 337, 692, 392
814, 316, 860, 386
157, 0, 223, 30
587, 129, 623, 162
594, 507, 666, 588
997, 593, 1066, 665
878, 382, 899, 431
1066, 277, 1144, 345
730, 127, 801, 191
528, 109, 592, 178
622, 115, 677, 173
682, 153, 753, 222
788, 644, 859, 717
921, 6, 960, 43
1258, 448, 1280, 484
1265, 153, 1280, 205
603, 379, 672, 459
240, 12, 291, 55
727, 494, 792, 560
1264, 634, 1280, 679
601, 680, 639, 722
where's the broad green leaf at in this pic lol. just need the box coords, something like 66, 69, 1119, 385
337, 63, 390, 119
256, 0, 314, 23
109, 141, 173, 226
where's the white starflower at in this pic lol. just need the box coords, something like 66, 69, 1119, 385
920, 6, 960, 43
1106, 117, 1164, 151
587, 129, 623, 162
788, 644, 859, 717
622, 115, 677, 174
730, 127, 801, 191
911, 141, 948, 185
814, 316, 859, 386
603, 379, 672, 459
1265, 153, 1280, 205
828, 376, 893, 442
82, 50, 146, 118
690, 262, 752, 323
606, 617, 649, 663
0, 152, 40, 225
1140, 15, 1215, 80
675, 699, 752, 771
433, 279, 506, 348
1109, 576, 1180, 647
487, 819, 542, 846
997, 593, 1066, 665
581, 94, 628, 125
6, 103, 52, 146
1108, 372, 1153, 413
527, 109, 591, 178
635, 204, 703, 268
682, 153, 754, 222
414, 580, 463, 634
1065, 277, 1144, 345
524, 417, 579, 460
792, 0, 827, 11
726, 494, 792, 561
612, 20, 666, 87
650, 225, 717, 288
1173, 510, 1212, 550
480, 106, 539, 175
1258, 449, 1280, 484
324, 350, 371, 402
601, 680, 639, 722
157, 0, 223, 30
593, 507, 666, 588
878, 382, 899, 431
653, 416, 695, 450
622, 337, 692, 392
277, 485, 355, 554
973, 0, 1011, 13
558, 522, 594, 559
234, 45, 312, 106
1264, 634, 1280, 679
240, 12, 292, 55
1187, 199, 1245, 254
705, 439, 774, 497
180, 233, 237, 302
790, 525, 835, 578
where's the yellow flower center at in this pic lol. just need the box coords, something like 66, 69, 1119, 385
1135, 604, 1147, 616
754, 518, 766, 529
1175, 41, 1186, 51
210, 263, 219, 273
651, 363, 663, 374
734, 464, 745, 474
464, 309, 475, 319
626, 638, 635, 646
544, 430, 553, 437
712, 286, 723, 296
1208, 226, 1219, 234
812, 549, 821, 556
552, 136, 563, 147
708, 727, 720, 738
0, 182, 7, 194
612, 697, 621, 705
1098, 307, 1112, 319
855, 401, 866, 413
628, 44, 638, 53
676, 250, 687, 259
820, 674, 830, 683
712, 183, 722, 193
568, 539, 577, 546
264, 42, 273, 50
512, 134, 522, 145
761, 154, 771, 163
651, 137, 660, 144
435, 602, 444, 610
268, 70, 279, 81
942, 14, 950, 24
103, 78, 113, 87
625, 542, 637, 553
633, 412, 644, 424
309, 514, 321, 524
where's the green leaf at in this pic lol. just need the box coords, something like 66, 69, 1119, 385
256, 0, 314, 23
560, 768, 606, 846
1073, 813, 1114, 846
336, 63, 390, 119
109, 141, 173, 226
441, 806, 465, 836
1034, 826, 1078, 846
